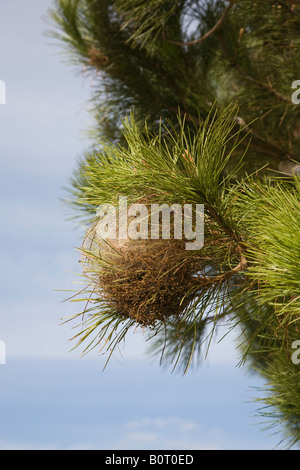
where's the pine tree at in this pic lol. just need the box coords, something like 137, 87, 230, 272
48, 0, 300, 448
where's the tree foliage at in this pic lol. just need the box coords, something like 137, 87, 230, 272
48, 0, 300, 448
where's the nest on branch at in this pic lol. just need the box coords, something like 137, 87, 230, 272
82, 233, 201, 327
79, 202, 241, 328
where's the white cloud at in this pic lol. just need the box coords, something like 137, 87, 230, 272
127, 417, 197, 432
125, 432, 157, 445
114, 416, 223, 450
0, 439, 58, 450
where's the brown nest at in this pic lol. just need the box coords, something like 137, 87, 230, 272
80, 200, 242, 328
83, 235, 202, 326
82, 233, 202, 327
87, 47, 109, 68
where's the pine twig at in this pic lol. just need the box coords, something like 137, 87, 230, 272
162, 0, 236, 47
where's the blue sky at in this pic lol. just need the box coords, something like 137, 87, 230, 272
0, 0, 285, 450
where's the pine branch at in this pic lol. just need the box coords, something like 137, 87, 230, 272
49, 1, 300, 447
162, 0, 236, 46
233, 64, 291, 104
